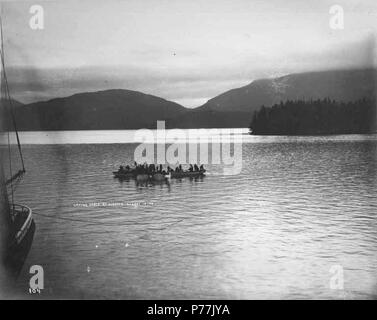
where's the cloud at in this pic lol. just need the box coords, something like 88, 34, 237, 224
7, 32, 375, 108
3, 0, 376, 107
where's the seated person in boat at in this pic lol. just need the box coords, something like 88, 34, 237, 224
199, 164, 205, 172
189, 164, 194, 172
194, 164, 199, 171
117, 165, 130, 174
136, 164, 146, 174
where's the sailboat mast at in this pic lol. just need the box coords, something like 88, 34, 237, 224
0, 28, 13, 273
0, 15, 25, 172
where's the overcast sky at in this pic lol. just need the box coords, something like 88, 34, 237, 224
2, 0, 377, 107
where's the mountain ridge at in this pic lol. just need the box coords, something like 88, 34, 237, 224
2, 68, 376, 130
3, 89, 188, 130
197, 68, 377, 114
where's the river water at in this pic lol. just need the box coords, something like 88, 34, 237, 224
5, 130, 377, 299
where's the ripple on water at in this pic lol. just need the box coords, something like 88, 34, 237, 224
8, 136, 377, 299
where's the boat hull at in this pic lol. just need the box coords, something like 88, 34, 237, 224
4, 219, 35, 279
136, 174, 150, 182
113, 171, 135, 179
153, 173, 166, 181
114, 170, 206, 180
170, 171, 206, 179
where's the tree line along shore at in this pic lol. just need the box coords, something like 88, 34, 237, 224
249, 98, 376, 135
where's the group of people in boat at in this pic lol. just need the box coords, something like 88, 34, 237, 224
117, 162, 205, 175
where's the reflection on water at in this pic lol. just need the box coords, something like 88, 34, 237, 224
6, 132, 377, 299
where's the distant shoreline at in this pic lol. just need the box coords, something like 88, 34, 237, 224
1, 130, 376, 146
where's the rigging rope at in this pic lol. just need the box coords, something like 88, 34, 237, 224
6, 129, 13, 205
32, 210, 185, 230
5, 170, 23, 195
32, 211, 114, 225
0, 15, 25, 208
0, 17, 25, 173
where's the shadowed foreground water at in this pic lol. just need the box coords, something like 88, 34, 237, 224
7, 133, 377, 299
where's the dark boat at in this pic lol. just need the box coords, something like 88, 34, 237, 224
0, 16, 35, 282
2, 203, 36, 278
113, 170, 136, 179
136, 174, 150, 182
135, 173, 168, 182
152, 173, 166, 181
113, 167, 206, 180
169, 170, 206, 179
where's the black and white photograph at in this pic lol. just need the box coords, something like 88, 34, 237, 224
0, 0, 376, 303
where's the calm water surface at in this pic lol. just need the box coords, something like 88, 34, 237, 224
7, 131, 377, 299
